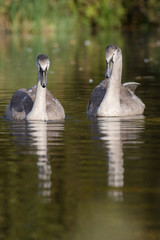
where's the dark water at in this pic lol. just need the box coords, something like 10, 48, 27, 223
0, 29, 160, 240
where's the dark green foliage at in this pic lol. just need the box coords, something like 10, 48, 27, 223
0, 0, 160, 33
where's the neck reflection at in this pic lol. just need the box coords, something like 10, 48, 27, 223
28, 121, 64, 201
98, 116, 144, 201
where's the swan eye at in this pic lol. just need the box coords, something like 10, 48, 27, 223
45, 64, 49, 71
37, 63, 40, 71
39, 66, 43, 75
112, 53, 115, 63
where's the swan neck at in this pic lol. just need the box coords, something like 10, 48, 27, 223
26, 76, 47, 121
97, 56, 122, 116
34, 79, 46, 109
106, 57, 122, 99
110, 57, 122, 87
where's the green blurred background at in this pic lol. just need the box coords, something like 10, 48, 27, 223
0, 0, 160, 34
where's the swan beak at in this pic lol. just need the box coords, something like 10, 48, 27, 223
41, 71, 47, 88
105, 60, 113, 78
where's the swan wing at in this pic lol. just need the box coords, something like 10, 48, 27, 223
46, 89, 65, 119
4, 87, 36, 120
123, 82, 140, 93
87, 84, 106, 116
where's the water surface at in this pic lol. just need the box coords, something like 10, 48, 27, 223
0, 29, 160, 240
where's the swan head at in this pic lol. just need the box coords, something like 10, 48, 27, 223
105, 45, 122, 78
36, 54, 50, 88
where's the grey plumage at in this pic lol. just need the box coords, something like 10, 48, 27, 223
87, 45, 145, 117
4, 54, 65, 121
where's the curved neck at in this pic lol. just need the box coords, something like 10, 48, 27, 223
33, 79, 46, 111
97, 56, 122, 116
26, 73, 47, 121
107, 56, 122, 101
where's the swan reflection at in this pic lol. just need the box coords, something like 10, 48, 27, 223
28, 121, 64, 200
98, 116, 145, 201
9, 120, 64, 201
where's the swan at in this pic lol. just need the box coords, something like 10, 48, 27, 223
4, 54, 65, 121
87, 44, 145, 117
